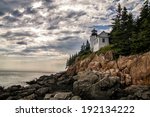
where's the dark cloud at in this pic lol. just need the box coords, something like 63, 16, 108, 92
16, 41, 27, 45
22, 48, 38, 53
45, 0, 53, 2
59, 30, 81, 35
24, 7, 37, 14
1, 31, 35, 40
47, 25, 58, 30
67, 10, 86, 18
58, 36, 79, 41
0, 0, 34, 13
3, 16, 19, 22
11, 10, 23, 17
21, 36, 82, 55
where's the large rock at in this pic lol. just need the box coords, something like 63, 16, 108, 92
73, 71, 99, 98
20, 88, 36, 97
88, 54, 105, 71
0, 86, 4, 95
53, 92, 73, 100
0, 86, 4, 91
36, 87, 50, 96
44, 93, 55, 100
28, 84, 41, 90
90, 76, 121, 99
0, 92, 10, 100
73, 71, 121, 99
23, 94, 36, 100
130, 52, 150, 85
105, 61, 118, 70
122, 85, 150, 100
6, 85, 22, 92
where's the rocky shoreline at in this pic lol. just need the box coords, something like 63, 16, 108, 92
0, 70, 150, 100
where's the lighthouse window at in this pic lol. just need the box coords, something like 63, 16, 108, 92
102, 38, 105, 43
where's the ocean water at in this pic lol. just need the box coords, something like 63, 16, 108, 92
0, 71, 52, 87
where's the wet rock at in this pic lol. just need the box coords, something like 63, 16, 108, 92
0, 86, 4, 91
0, 92, 10, 100
55, 71, 66, 78
6, 85, 22, 92
57, 76, 74, 91
36, 87, 50, 96
20, 88, 36, 97
26, 79, 37, 85
47, 78, 55, 84
0, 86, 4, 95
28, 84, 41, 90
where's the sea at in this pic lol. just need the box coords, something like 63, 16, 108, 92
0, 71, 52, 87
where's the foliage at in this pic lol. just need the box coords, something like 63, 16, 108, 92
110, 1, 150, 56
96, 45, 114, 55
131, 0, 150, 54
66, 40, 91, 67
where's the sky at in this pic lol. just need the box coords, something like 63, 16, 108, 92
0, 0, 144, 72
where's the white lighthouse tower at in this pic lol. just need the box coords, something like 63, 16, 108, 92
90, 29, 109, 52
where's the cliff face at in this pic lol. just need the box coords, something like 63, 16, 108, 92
67, 51, 150, 86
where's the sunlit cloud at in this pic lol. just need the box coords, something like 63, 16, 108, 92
0, 0, 143, 72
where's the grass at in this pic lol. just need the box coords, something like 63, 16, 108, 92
78, 51, 92, 60
96, 45, 114, 55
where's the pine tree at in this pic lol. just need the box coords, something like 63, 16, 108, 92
111, 5, 134, 55
121, 7, 128, 31
79, 43, 85, 54
85, 40, 90, 51
110, 4, 122, 45
131, 0, 150, 53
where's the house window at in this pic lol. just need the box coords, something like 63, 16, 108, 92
102, 38, 105, 43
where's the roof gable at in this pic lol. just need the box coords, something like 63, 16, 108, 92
99, 31, 109, 37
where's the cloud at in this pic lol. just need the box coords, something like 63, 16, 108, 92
21, 35, 82, 56
16, 41, 27, 45
11, 10, 23, 17
0, 0, 144, 72
0, 0, 34, 13
0, 31, 36, 40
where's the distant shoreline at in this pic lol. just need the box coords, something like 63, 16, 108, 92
0, 70, 55, 74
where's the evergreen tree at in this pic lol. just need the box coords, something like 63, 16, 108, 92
85, 40, 90, 51
110, 4, 122, 45
121, 7, 128, 31
111, 4, 138, 55
66, 40, 91, 67
79, 43, 85, 54
127, 13, 134, 35
131, 0, 150, 53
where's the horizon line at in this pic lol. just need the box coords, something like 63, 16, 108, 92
0, 70, 55, 73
